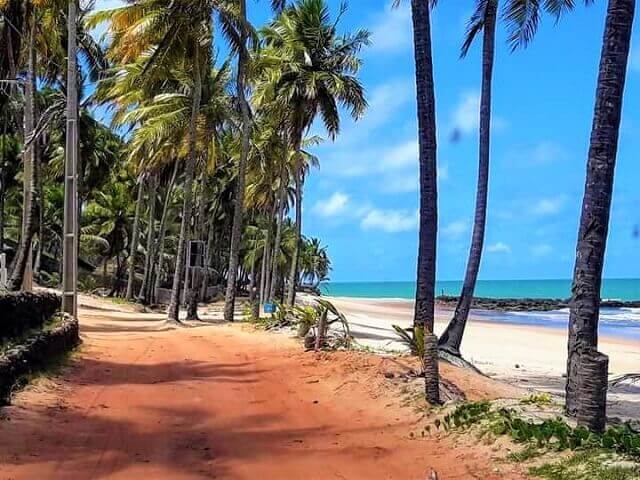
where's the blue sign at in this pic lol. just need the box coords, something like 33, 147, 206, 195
263, 303, 276, 314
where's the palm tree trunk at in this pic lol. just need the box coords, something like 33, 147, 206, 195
410, 0, 440, 405
34, 138, 44, 277
269, 185, 286, 301
167, 46, 202, 323
285, 171, 302, 306
186, 181, 207, 320
9, 14, 37, 291
285, 135, 303, 306
125, 179, 144, 300
0, 173, 5, 253
224, 0, 251, 322
138, 173, 158, 303
200, 216, 215, 300
565, 0, 634, 431
259, 202, 276, 304
438, 0, 497, 357
152, 161, 178, 303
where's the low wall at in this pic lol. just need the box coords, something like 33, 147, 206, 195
0, 292, 61, 341
0, 313, 79, 404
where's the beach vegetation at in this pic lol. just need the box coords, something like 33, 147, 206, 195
437, 400, 640, 476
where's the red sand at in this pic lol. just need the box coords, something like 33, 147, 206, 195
0, 298, 527, 479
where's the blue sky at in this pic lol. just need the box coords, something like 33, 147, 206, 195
95, 0, 640, 283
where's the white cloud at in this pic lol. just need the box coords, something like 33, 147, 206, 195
367, 3, 412, 54
532, 244, 553, 257
379, 140, 418, 170
382, 174, 418, 193
531, 196, 566, 216
361, 209, 418, 233
313, 192, 349, 217
509, 141, 569, 166
452, 91, 480, 135
438, 164, 450, 182
442, 219, 469, 238
487, 242, 512, 254
449, 91, 507, 139
93, 0, 124, 10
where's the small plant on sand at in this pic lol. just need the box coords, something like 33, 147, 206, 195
520, 393, 554, 406
392, 325, 424, 358
437, 401, 640, 460
530, 450, 640, 480
304, 299, 351, 351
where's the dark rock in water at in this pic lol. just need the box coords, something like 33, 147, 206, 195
435, 295, 640, 312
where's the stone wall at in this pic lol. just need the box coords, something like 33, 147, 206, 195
0, 292, 61, 340
0, 313, 79, 404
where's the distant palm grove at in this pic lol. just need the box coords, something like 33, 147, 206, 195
0, 0, 635, 438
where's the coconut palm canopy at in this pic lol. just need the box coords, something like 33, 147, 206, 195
0, 0, 357, 306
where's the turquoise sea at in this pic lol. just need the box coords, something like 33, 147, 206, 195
321, 279, 640, 301
322, 279, 640, 340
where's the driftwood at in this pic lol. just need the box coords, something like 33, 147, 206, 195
438, 350, 484, 376
609, 373, 640, 387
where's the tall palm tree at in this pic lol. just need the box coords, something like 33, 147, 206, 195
565, 0, 634, 432
402, 0, 440, 405
438, 0, 498, 357
258, 0, 368, 306
223, 0, 252, 322
8, 7, 38, 291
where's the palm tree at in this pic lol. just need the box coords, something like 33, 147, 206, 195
565, 0, 634, 433
223, 0, 252, 322
258, 0, 368, 306
125, 178, 144, 299
83, 179, 135, 296
438, 0, 498, 357
8, 7, 38, 291
402, 0, 440, 405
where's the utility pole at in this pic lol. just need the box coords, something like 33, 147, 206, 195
62, 0, 78, 317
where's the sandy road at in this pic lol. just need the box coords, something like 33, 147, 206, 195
0, 296, 526, 479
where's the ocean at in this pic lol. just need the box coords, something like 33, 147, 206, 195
321, 279, 640, 301
322, 279, 640, 340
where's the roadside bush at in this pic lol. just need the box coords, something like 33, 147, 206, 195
0, 292, 61, 341
437, 401, 640, 458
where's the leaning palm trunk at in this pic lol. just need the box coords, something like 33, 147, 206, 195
438, 0, 497, 357
285, 165, 302, 306
125, 179, 144, 300
167, 48, 202, 323
410, 0, 440, 405
224, 0, 251, 322
9, 16, 37, 291
138, 173, 158, 303
151, 162, 178, 303
269, 186, 286, 301
565, 0, 634, 432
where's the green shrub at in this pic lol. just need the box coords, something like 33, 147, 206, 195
437, 401, 640, 458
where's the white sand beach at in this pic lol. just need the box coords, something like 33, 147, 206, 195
319, 295, 640, 421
